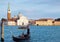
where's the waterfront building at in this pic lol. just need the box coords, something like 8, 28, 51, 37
29, 19, 35, 25
7, 21, 16, 26
53, 18, 60, 25
1, 3, 29, 26
35, 19, 47, 25
54, 21, 60, 25
1, 3, 17, 26
46, 18, 54, 25
35, 18, 54, 26
17, 13, 29, 26
6, 3, 17, 25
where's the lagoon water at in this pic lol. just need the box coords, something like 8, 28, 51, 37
3, 25, 60, 42
0, 26, 1, 42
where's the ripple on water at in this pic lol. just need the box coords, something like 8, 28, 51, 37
4, 26, 60, 42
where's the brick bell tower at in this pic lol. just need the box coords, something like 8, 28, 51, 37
7, 3, 11, 20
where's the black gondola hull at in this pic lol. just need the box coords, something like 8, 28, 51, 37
12, 35, 30, 41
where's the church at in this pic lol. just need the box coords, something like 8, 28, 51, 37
17, 13, 29, 26
1, 3, 29, 26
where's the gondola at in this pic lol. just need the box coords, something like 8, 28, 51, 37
12, 28, 30, 42
12, 34, 30, 41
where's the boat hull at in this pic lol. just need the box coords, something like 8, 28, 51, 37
12, 35, 30, 41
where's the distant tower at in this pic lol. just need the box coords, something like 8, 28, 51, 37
7, 3, 11, 20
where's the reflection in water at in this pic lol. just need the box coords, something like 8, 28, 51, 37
12, 36, 31, 42
15, 39, 30, 42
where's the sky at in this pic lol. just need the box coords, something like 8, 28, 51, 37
0, 0, 60, 20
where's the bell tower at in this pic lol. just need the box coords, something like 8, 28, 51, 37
7, 3, 11, 20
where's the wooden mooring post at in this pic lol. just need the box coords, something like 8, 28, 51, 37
1, 22, 4, 42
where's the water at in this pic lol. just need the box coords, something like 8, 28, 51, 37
0, 26, 1, 42
3, 25, 60, 42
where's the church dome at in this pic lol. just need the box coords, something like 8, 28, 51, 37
18, 12, 23, 18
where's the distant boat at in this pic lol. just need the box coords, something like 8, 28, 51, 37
12, 28, 30, 42
18, 25, 29, 29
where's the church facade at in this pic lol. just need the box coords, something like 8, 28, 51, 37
2, 3, 29, 26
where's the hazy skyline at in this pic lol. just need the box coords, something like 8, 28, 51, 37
0, 0, 60, 20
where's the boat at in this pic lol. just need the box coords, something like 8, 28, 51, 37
12, 34, 30, 41
12, 28, 30, 41
18, 25, 29, 29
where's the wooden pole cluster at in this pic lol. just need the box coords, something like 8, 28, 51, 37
1, 22, 4, 42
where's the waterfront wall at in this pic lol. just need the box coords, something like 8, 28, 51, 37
7, 21, 16, 26
35, 19, 60, 26
54, 21, 60, 25
35, 19, 53, 26
4, 21, 16, 26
